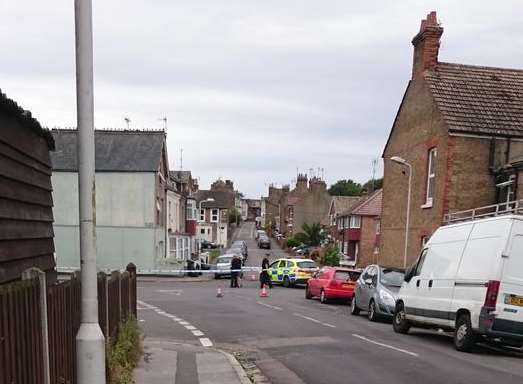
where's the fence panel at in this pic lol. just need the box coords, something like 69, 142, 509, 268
0, 267, 136, 383
107, 271, 121, 342
0, 279, 44, 384
120, 272, 130, 320
47, 276, 81, 384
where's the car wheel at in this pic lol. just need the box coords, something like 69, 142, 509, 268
214, 274, 219, 279
350, 297, 360, 315
368, 300, 378, 322
392, 302, 411, 334
305, 285, 313, 299
283, 276, 291, 288
320, 289, 328, 304
454, 313, 477, 352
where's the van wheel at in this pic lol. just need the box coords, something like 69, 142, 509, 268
392, 302, 411, 334
283, 276, 291, 288
305, 285, 313, 300
454, 313, 477, 352
320, 290, 328, 304
368, 300, 378, 322
350, 297, 360, 315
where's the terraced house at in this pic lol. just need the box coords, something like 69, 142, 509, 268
381, 12, 523, 267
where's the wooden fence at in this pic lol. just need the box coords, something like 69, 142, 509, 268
0, 263, 137, 384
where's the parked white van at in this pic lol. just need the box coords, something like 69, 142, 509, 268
393, 214, 523, 352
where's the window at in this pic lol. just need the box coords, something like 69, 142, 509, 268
344, 216, 349, 229
349, 215, 361, 228
376, 221, 381, 234
200, 208, 205, 222
343, 241, 348, 255
278, 260, 286, 268
425, 148, 437, 206
200, 228, 205, 234
211, 209, 219, 222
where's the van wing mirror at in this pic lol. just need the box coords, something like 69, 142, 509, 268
404, 265, 415, 283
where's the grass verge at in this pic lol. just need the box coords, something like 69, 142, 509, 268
107, 315, 143, 384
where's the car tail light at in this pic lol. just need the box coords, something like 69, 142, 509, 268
484, 280, 500, 309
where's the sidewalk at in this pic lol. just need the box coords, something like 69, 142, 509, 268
134, 338, 251, 384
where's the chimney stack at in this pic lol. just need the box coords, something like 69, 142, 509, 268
411, 11, 443, 80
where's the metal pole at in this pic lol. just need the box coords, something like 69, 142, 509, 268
74, 0, 106, 383
403, 163, 412, 268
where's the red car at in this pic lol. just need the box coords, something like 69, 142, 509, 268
305, 267, 361, 304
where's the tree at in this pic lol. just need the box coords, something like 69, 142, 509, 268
362, 177, 383, 193
320, 246, 340, 266
294, 223, 325, 246
328, 179, 362, 196
227, 208, 241, 225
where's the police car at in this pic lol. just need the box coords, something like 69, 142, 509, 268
269, 258, 318, 288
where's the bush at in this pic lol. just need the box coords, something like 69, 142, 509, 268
107, 315, 143, 384
209, 249, 221, 263
320, 246, 340, 266
286, 237, 300, 248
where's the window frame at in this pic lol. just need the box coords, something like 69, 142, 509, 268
199, 208, 205, 222
349, 215, 361, 229
424, 147, 437, 207
211, 208, 219, 223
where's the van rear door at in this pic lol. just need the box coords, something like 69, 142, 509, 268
496, 220, 523, 336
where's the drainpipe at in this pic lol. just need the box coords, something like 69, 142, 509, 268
74, 1, 106, 383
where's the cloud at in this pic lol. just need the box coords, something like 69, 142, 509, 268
1, 0, 521, 197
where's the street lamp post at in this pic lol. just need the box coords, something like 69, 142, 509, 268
391, 156, 412, 268
74, 1, 105, 383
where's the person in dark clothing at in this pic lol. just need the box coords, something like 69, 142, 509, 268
260, 253, 273, 289
230, 255, 242, 288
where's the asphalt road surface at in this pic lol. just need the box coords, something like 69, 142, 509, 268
138, 222, 523, 384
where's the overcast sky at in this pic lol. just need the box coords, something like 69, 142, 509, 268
1, 1, 522, 197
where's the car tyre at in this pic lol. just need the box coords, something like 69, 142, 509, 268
214, 274, 220, 279
368, 300, 379, 322
392, 302, 411, 334
283, 276, 291, 288
320, 289, 328, 304
350, 297, 360, 315
454, 313, 477, 352
305, 285, 313, 300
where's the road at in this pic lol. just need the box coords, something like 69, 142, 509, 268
138, 222, 523, 384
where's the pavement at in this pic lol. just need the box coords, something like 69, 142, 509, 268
136, 221, 523, 384
134, 338, 250, 384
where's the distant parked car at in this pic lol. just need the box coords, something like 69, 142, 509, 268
351, 265, 404, 321
258, 235, 271, 249
214, 254, 242, 279
306, 267, 361, 304
256, 230, 267, 240
231, 240, 248, 259
200, 240, 219, 250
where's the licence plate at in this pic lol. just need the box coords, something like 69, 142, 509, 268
506, 294, 523, 307
342, 284, 352, 288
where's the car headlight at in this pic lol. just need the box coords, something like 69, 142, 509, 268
379, 290, 396, 306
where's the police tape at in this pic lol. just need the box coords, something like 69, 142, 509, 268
57, 266, 263, 275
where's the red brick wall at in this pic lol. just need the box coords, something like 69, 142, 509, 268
357, 216, 379, 267
381, 78, 449, 267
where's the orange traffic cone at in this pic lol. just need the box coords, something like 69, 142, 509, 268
216, 287, 224, 298
259, 284, 269, 298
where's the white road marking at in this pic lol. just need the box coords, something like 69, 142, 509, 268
199, 338, 213, 347
172, 317, 182, 321
139, 319, 145, 322
352, 334, 419, 357
179, 321, 190, 326
192, 330, 204, 337
185, 325, 197, 330
257, 301, 283, 311
293, 313, 336, 328
165, 314, 176, 318
156, 289, 182, 296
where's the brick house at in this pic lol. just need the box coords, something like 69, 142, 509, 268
194, 184, 235, 247
336, 190, 382, 267
381, 11, 523, 267
278, 175, 331, 237
324, 195, 361, 238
